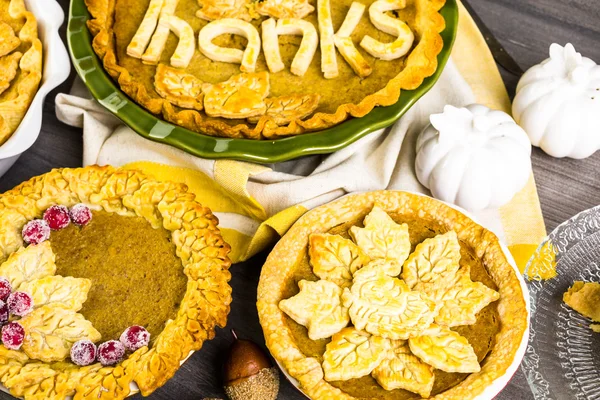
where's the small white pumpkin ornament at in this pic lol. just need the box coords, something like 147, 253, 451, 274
513, 43, 600, 159
415, 104, 532, 212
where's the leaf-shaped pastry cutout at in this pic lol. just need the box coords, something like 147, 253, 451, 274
279, 280, 349, 340
408, 325, 480, 373
247, 94, 320, 125
349, 206, 410, 263
255, 0, 314, 19
307, 233, 370, 288
363, 258, 402, 277
203, 72, 269, 119
0, 22, 20, 57
322, 327, 389, 381
342, 266, 437, 340
154, 64, 204, 110
19, 276, 92, 312
20, 305, 101, 363
0, 52, 22, 95
401, 231, 461, 293
196, 0, 258, 21
372, 340, 435, 397
0, 242, 56, 290
435, 267, 500, 327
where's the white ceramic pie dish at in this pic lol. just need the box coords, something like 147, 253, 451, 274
276, 191, 531, 400
0, 0, 70, 178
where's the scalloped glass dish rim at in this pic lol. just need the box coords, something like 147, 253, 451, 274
66, 0, 458, 164
271, 191, 530, 400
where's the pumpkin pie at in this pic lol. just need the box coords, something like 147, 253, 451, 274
0, 166, 232, 399
0, 0, 42, 145
85, 0, 445, 139
257, 191, 527, 399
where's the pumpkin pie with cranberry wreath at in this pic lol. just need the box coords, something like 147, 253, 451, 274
85, 0, 445, 139
0, 165, 231, 399
257, 191, 528, 399
0, 0, 42, 145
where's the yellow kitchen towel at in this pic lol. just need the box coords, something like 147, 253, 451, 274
55, 1, 546, 269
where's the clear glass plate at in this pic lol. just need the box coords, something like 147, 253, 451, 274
523, 205, 600, 400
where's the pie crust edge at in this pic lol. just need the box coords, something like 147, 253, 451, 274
257, 190, 527, 399
84, 0, 446, 139
0, 165, 232, 399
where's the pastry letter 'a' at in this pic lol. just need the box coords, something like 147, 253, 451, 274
198, 18, 261, 72
360, 0, 414, 60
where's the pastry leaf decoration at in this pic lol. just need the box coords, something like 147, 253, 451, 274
247, 94, 320, 125
308, 233, 370, 288
0, 242, 56, 289
408, 325, 481, 373
19, 305, 102, 363
342, 266, 436, 340
255, 0, 315, 19
19, 276, 92, 312
279, 280, 349, 340
203, 72, 270, 119
372, 339, 435, 397
322, 327, 389, 381
401, 231, 461, 292
0, 22, 20, 57
349, 206, 410, 263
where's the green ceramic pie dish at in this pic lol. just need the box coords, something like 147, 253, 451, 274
67, 0, 458, 164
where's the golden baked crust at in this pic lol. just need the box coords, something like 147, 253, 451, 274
0, 166, 232, 399
0, 0, 42, 145
257, 191, 528, 399
84, 0, 446, 139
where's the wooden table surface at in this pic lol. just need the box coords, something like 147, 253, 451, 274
1, 0, 599, 399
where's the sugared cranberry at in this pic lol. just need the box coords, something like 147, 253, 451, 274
97, 340, 125, 366
69, 204, 92, 226
43, 205, 71, 230
7, 292, 33, 317
70, 340, 97, 366
0, 278, 11, 302
22, 219, 50, 245
2, 322, 24, 350
0, 301, 7, 324
120, 325, 150, 351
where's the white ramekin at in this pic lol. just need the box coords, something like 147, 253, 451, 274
0, 0, 70, 177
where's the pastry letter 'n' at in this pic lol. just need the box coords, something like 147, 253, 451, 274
158, 15, 195, 68
198, 18, 261, 72
140, 0, 181, 64
276, 19, 318, 77
360, 0, 414, 61
262, 18, 285, 73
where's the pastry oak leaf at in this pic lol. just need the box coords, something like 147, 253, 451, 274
349, 206, 410, 264
408, 325, 480, 373
307, 233, 370, 288
342, 266, 437, 340
434, 266, 500, 327
247, 94, 320, 125
0, 22, 20, 57
196, 0, 258, 22
0, 242, 56, 290
322, 327, 389, 381
154, 64, 204, 111
401, 231, 461, 293
202, 72, 269, 119
255, 0, 315, 19
279, 280, 349, 340
20, 305, 101, 363
372, 339, 435, 397
19, 276, 92, 312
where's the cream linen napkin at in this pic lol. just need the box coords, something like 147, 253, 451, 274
55, 2, 546, 265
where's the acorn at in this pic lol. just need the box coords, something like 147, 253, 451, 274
222, 329, 279, 400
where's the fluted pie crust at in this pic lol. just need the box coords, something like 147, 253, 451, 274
257, 191, 527, 399
0, 166, 232, 399
84, 0, 446, 139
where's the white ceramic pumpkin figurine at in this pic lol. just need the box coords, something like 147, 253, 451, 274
415, 104, 532, 212
513, 43, 600, 159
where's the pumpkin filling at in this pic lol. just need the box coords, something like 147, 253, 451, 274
50, 211, 187, 342
113, 0, 416, 117
281, 214, 501, 399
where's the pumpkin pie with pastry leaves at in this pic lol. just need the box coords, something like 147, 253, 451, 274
258, 191, 528, 399
0, 0, 42, 145
0, 165, 232, 399
85, 0, 446, 139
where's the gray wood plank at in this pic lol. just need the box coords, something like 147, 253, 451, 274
0, 0, 599, 398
